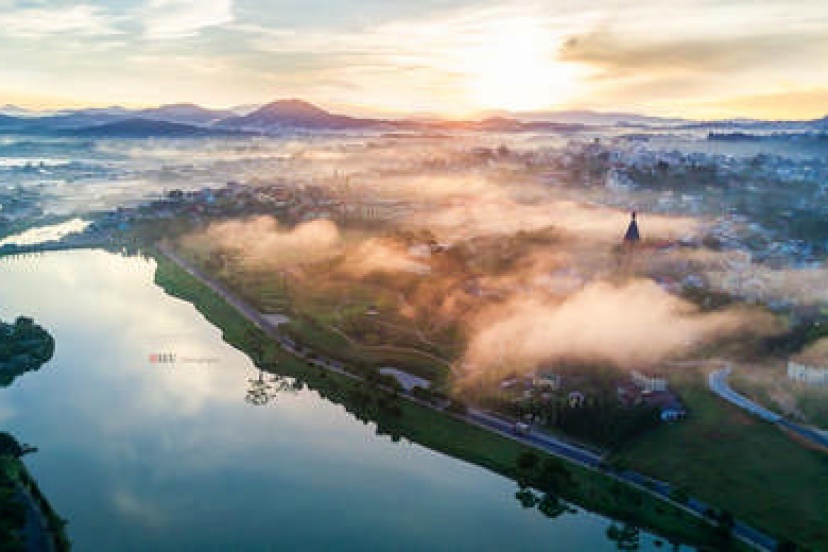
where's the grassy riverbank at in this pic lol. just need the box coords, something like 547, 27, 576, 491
153, 250, 739, 550
172, 244, 453, 385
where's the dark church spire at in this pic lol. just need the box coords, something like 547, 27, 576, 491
624, 211, 640, 242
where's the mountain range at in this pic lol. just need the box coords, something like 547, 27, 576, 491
0, 99, 826, 137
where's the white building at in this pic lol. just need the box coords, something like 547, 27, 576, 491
632, 370, 667, 393
787, 361, 828, 386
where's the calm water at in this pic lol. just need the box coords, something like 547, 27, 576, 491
0, 250, 673, 551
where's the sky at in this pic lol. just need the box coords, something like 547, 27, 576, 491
0, 0, 827, 119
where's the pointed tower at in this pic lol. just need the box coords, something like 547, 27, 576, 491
623, 211, 640, 243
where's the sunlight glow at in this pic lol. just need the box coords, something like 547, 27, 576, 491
459, 19, 585, 112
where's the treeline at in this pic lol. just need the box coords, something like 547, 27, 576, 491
508, 393, 661, 449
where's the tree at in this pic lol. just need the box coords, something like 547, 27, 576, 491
515, 487, 539, 509
0, 433, 23, 458
606, 522, 641, 551
537, 493, 569, 519
538, 458, 572, 492
516, 451, 539, 473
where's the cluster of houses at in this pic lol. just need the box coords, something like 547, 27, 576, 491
618, 370, 687, 422
500, 368, 687, 423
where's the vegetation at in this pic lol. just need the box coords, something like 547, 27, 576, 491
176, 238, 454, 384
0, 451, 26, 551
482, 367, 663, 449
0, 316, 55, 387
0, 433, 69, 552
613, 367, 828, 550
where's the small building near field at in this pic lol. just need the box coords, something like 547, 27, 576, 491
379, 367, 431, 392
532, 371, 562, 390
631, 370, 668, 393
787, 361, 828, 386
788, 338, 828, 386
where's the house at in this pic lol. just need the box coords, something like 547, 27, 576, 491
616, 381, 642, 406
378, 368, 431, 392
620, 373, 686, 422
631, 370, 668, 393
641, 390, 687, 422
568, 391, 585, 408
788, 338, 828, 386
531, 371, 561, 390
787, 361, 828, 386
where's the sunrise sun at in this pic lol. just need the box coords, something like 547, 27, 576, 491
461, 19, 584, 112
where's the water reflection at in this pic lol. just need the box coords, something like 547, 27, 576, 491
245, 369, 301, 406
0, 250, 684, 551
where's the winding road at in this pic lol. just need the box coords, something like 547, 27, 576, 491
709, 366, 828, 450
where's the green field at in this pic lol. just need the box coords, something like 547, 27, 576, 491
172, 243, 454, 384
731, 362, 828, 430
152, 249, 741, 550
613, 368, 828, 550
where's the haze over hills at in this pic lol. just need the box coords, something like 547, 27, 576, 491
70, 118, 249, 138
216, 99, 392, 131
486, 109, 687, 127
0, 98, 826, 136
137, 103, 235, 126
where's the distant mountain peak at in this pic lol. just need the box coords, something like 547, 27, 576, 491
138, 103, 233, 125
255, 99, 332, 117
217, 98, 382, 130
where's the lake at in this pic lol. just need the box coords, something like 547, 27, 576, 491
0, 249, 675, 551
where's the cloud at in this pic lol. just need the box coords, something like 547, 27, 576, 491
705, 261, 828, 308
186, 216, 341, 270
559, 28, 828, 77
698, 88, 828, 120
143, 0, 234, 39
0, 4, 118, 38
408, 192, 698, 244
460, 279, 775, 381
340, 240, 431, 278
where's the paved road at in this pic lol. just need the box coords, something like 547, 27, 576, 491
466, 409, 604, 468
158, 244, 776, 551
710, 367, 828, 450
709, 367, 781, 423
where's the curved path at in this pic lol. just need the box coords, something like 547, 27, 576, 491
709, 367, 828, 449
708, 367, 781, 422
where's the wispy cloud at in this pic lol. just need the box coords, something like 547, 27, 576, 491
0, 4, 119, 38
142, 0, 234, 39
699, 87, 828, 119
560, 28, 828, 76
